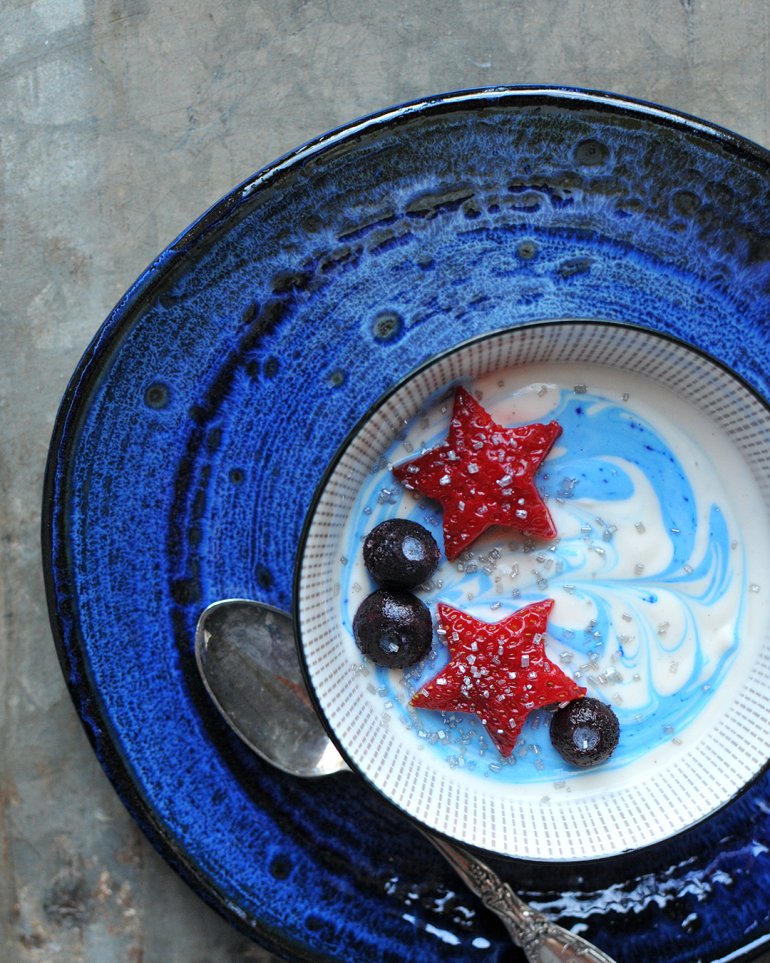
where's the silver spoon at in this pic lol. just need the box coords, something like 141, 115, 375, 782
195, 598, 618, 963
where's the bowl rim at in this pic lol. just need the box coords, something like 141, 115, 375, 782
293, 316, 770, 862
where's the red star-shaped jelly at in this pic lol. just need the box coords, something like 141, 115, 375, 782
410, 600, 586, 757
392, 387, 561, 560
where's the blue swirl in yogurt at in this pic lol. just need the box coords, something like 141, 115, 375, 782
339, 370, 752, 784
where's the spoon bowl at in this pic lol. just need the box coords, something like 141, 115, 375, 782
195, 599, 347, 778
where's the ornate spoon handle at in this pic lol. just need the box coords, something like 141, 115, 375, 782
425, 833, 618, 963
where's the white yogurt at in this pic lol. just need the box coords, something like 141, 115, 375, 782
335, 363, 770, 785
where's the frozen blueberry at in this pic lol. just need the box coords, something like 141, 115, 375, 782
549, 697, 620, 767
353, 588, 433, 668
363, 519, 440, 588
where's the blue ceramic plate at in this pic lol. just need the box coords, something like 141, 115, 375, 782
44, 88, 770, 962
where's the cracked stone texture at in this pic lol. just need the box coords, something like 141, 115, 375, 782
2, 1, 770, 961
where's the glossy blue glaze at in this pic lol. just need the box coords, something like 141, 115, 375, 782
44, 88, 770, 962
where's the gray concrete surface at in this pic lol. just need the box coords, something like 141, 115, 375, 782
2, 1, 770, 961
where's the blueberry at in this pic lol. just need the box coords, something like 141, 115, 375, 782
353, 588, 433, 668
549, 697, 619, 767
363, 519, 440, 588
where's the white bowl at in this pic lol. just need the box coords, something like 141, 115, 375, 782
295, 319, 770, 860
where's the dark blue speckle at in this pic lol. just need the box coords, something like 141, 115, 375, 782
371, 309, 405, 343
